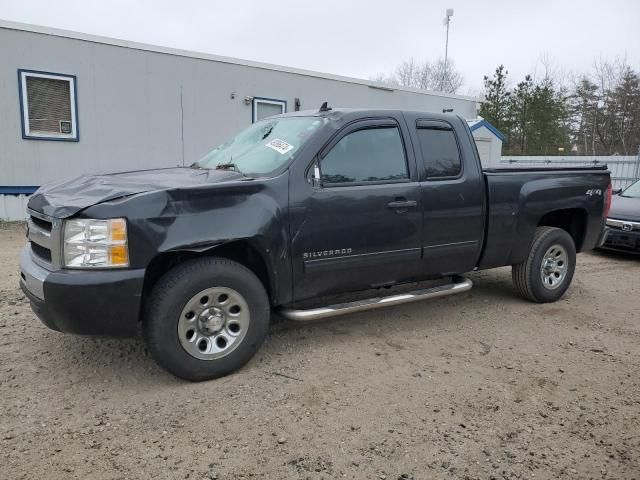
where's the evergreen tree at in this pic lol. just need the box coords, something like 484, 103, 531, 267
613, 67, 640, 155
509, 75, 534, 154
568, 77, 599, 155
568, 61, 640, 155
526, 77, 570, 155
480, 60, 639, 156
478, 65, 512, 149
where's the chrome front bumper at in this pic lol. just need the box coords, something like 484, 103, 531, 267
20, 244, 50, 300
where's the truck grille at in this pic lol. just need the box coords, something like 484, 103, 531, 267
30, 214, 52, 232
27, 209, 62, 270
30, 242, 53, 263
606, 218, 639, 232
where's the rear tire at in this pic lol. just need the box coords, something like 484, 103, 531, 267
512, 226, 576, 303
144, 257, 270, 381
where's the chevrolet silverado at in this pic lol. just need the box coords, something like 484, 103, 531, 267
20, 106, 611, 380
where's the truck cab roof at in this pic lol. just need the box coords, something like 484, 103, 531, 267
275, 107, 463, 123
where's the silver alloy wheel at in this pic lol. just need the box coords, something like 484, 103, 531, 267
540, 244, 568, 290
177, 287, 250, 360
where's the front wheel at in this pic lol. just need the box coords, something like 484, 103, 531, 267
512, 226, 576, 303
144, 257, 270, 381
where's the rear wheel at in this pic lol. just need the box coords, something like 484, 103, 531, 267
144, 257, 270, 381
512, 227, 576, 303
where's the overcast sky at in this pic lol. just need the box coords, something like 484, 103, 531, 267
2, 0, 638, 95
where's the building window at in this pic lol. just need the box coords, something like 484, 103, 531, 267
252, 97, 286, 123
18, 70, 79, 141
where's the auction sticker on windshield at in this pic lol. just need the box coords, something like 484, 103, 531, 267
265, 138, 294, 155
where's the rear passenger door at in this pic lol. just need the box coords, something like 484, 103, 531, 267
407, 116, 485, 276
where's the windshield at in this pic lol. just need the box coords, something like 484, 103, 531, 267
197, 117, 325, 175
621, 180, 640, 198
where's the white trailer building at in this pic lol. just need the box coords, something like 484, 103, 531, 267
0, 20, 481, 220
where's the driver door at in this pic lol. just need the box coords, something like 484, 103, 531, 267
289, 117, 423, 301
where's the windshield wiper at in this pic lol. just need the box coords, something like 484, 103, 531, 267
215, 162, 242, 174
215, 163, 254, 180
188, 162, 205, 169
261, 125, 274, 140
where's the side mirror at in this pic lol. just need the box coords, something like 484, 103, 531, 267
311, 164, 322, 188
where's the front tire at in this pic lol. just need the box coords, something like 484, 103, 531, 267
512, 226, 576, 303
144, 257, 270, 381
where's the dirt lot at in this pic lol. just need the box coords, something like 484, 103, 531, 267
0, 222, 638, 480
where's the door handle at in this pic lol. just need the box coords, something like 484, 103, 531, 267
387, 200, 417, 209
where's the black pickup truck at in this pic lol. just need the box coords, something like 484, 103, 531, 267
20, 106, 611, 381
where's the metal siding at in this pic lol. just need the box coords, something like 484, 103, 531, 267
500, 155, 640, 190
0, 26, 478, 189
0, 194, 30, 220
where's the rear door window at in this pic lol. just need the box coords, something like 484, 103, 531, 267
417, 127, 462, 178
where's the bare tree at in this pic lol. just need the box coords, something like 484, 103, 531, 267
431, 58, 464, 93
369, 72, 396, 85
395, 58, 423, 88
371, 57, 464, 94
535, 53, 567, 87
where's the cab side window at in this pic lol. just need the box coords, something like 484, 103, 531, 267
321, 127, 408, 184
417, 127, 462, 178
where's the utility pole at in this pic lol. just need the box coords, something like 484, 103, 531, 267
442, 8, 454, 91
634, 144, 640, 181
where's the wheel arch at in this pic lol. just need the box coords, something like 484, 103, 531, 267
142, 239, 277, 314
537, 208, 588, 252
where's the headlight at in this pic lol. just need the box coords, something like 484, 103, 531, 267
63, 218, 129, 268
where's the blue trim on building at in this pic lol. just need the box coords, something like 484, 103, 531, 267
469, 119, 506, 142
18, 69, 80, 142
251, 96, 287, 123
0, 186, 39, 195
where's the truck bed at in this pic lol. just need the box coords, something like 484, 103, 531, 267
478, 166, 610, 270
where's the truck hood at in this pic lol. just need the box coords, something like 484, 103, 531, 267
609, 194, 640, 222
28, 167, 246, 218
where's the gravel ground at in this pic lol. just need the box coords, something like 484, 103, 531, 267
1, 221, 639, 480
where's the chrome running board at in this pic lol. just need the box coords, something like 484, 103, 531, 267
279, 276, 472, 322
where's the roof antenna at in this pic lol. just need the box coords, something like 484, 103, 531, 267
319, 101, 332, 112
